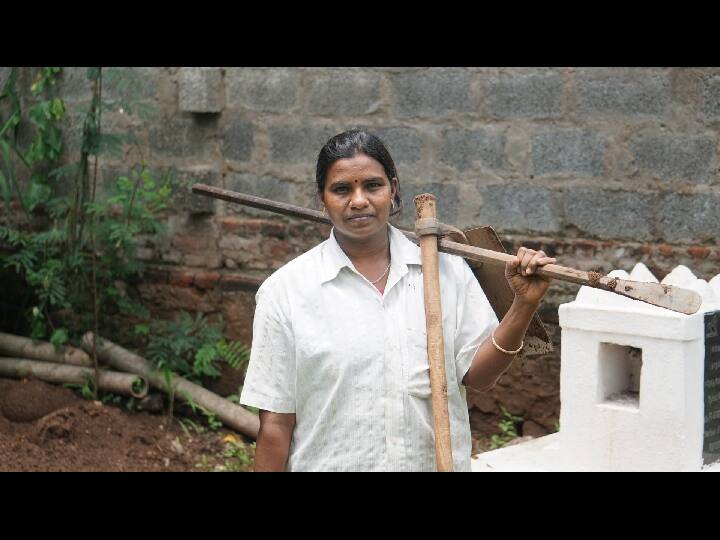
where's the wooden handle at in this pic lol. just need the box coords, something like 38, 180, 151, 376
191, 184, 702, 315
414, 194, 454, 472
433, 237, 702, 315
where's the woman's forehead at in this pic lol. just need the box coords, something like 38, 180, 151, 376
327, 153, 386, 180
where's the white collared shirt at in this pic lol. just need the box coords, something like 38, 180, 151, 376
240, 224, 498, 471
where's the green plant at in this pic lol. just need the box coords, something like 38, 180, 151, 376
178, 417, 206, 437
0, 67, 171, 351
195, 436, 255, 472
143, 311, 250, 384
1, 68, 250, 413
63, 376, 96, 400
179, 390, 223, 431
219, 439, 255, 471
489, 405, 524, 450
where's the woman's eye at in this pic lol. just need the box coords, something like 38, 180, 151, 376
333, 186, 348, 193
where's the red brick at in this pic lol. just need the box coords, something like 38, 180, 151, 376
143, 268, 169, 284
687, 246, 710, 259
168, 271, 195, 287
573, 240, 598, 252
194, 271, 221, 290
173, 235, 208, 251
219, 216, 245, 234
220, 274, 264, 292
261, 221, 289, 238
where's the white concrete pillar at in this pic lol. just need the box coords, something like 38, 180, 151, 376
558, 263, 717, 471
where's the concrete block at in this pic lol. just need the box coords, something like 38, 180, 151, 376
395, 181, 458, 227
439, 128, 506, 171
178, 67, 224, 113
563, 188, 656, 241
391, 68, 473, 118
307, 70, 382, 115
149, 116, 217, 158
656, 192, 720, 243
225, 68, 299, 112
225, 172, 291, 217
222, 118, 255, 162
268, 125, 338, 164
485, 72, 563, 118
530, 129, 606, 177
701, 76, 720, 121
477, 184, 561, 233
576, 70, 671, 115
171, 167, 219, 215
630, 133, 716, 183
370, 126, 423, 165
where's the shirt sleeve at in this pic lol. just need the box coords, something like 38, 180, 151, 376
453, 259, 499, 387
239, 283, 296, 413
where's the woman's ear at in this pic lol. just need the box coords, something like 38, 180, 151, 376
390, 177, 398, 200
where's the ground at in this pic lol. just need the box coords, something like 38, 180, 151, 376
0, 377, 505, 472
0, 378, 255, 472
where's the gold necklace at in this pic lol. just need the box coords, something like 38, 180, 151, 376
368, 260, 391, 284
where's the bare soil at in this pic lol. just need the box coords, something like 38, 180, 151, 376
0, 377, 510, 471
0, 377, 255, 472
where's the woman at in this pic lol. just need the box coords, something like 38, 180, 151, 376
240, 129, 555, 472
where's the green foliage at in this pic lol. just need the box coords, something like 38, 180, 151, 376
489, 405, 524, 450
195, 437, 255, 472
50, 327, 69, 350
143, 311, 249, 385
0, 67, 171, 343
64, 377, 96, 401
1, 68, 253, 424
218, 439, 255, 472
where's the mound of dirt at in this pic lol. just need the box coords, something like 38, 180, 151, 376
1, 378, 78, 422
0, 377, 255, 472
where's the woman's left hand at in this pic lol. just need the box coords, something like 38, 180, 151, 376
504, 247, 556, 306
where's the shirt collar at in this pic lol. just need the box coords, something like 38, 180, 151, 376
319, 224, 421, 285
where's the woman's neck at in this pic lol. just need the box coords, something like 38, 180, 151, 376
334, 225, 390, 264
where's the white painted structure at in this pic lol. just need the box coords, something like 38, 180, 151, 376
472, 263, 720, 472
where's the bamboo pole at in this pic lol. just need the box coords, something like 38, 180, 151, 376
0, 332, 92, 366
0, 357, 148, 398
80, 332, 260, 439
414, 194, 453, 472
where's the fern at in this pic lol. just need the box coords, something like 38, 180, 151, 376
217, 340, 250, 371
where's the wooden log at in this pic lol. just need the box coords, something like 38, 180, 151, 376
0, 357, 149, 398
80, 332, 260, 439
0, 331, 92, 366
414, 194, 454, 472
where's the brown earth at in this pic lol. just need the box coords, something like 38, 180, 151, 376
0, 377, 520, 471
0, 377, 255, 472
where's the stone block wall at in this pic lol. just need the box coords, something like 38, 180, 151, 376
5, 66, 720, 434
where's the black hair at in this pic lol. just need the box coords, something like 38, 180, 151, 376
316, 129, 402, 216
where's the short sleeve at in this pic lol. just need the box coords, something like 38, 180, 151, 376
453, 259, 499, 386
239, 284, 296, 413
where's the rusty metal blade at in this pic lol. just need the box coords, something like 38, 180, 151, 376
446, 226, 553, 357
601, 278, 702, 315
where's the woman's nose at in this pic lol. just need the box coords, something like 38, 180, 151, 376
350, 188, 369, 207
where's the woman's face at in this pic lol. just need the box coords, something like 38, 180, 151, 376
322, 153, 396, 242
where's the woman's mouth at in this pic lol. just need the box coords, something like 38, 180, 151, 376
347, 215, 374, 222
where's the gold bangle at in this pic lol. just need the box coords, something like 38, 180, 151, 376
491, 331, 523, 355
